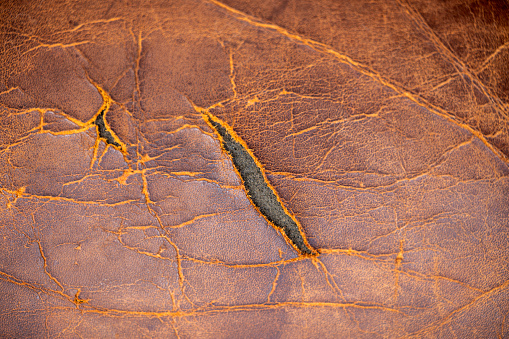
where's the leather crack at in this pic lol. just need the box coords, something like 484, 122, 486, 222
203, 111, 317, 256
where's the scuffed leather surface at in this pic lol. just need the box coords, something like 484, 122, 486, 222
0, 0, 508, 337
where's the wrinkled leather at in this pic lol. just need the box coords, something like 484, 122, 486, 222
0, 0, 508, 337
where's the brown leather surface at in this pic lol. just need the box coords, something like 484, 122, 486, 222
1, 0, 508, 337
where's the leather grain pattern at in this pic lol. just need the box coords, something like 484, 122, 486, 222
0, 0, 508, 337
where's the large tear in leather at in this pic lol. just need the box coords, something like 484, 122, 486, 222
0, 0, 508, 338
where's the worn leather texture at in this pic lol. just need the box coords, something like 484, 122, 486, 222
1, 0, 508, 337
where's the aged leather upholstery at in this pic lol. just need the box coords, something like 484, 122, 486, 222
1, 0, 508, 337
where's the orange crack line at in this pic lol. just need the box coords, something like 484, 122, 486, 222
168, 171, 205, 177
484, 129, 505, 139
116, 235, 175, 261
282, 109, 384, 140
155, 216, 185, 292
114, 164, 238, 190
286, 125, 319, 138
2, 186, 25, 209
235, 88, 293, 109
419, 137, 475, 175
274, 88, 350, 105
73, 289, 90, 307
39, 126, 92, 137
132, 29, 143, 105
266, 266, 281, 303
86, 75, 127, 153
23, 41, 90, 55
16, 191, 139, 206
153, 168, 243, 190
312, 257, 347, 302
137, 145, 181, 162
35, 240, 65, 291
20, 76, 128, 170
400, 269, 484, 294
194, 104, 317, 256
0, 245, 82, 309
96, 142, 112, 166
0, 271, 75, 305
321, 248, 406, 279
110, 67, 133, 93
429, 76, 457, 93
368, 213, 457, 248
245, 96, 259, 107
322, 231, 484, 294
396, 0, 508, 116
176, 177, 242, 190
89, 137, 102, 170
269, 168, 397, 181
143, 115, 191, 123
269, 164, 496, 194
180, 252, 310, 269
3, 107, 52, 118
208, 0, 509, 164
392, 239, 405, 302
0, 86, 19, 96
163, 124, 208, 136
0, 110, 53, 155
165, 212, 222, 229
407, 278, 509, 337
228, 48, 237, 99
478, 41, 509, 73
53, 310, 85, 337
61, 174, 103, 187
124, 225, 158, 231
267, 172, 374, 191
119, 166, 241, 191
314, 143, 338, 172
26, 107, 92, 141
79, 300, 406, 318
139, 170, 186, 297
57, 17, 125, 34
318, 248, 398, 263
82, 75, 130, 173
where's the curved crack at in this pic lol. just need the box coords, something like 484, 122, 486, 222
94, 109, 121, 148
203, 111, 317, 256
